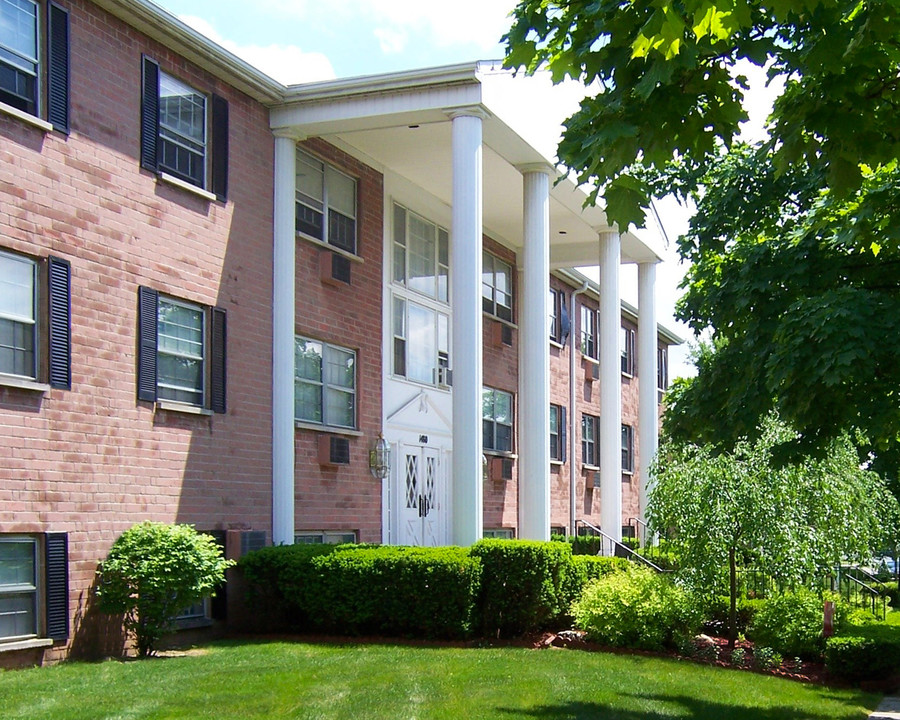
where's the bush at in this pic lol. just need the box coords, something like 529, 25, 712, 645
96, 522, 233, 656
571, 555, 630, 591
571, 564, 700, 651
471, 539, 575, 637
875, 581, 900, 609
241, 544, 481, 639
825, 627, 900, 682
749, 588, 835, 659
754, 646, 783, 670
701, 595, 766, 636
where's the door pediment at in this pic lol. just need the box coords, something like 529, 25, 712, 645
386, 389, 451, 435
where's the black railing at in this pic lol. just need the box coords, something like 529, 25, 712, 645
576, 519, 665, 573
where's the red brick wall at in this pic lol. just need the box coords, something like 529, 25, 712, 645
0, 0, 274, 660
292, 139, 384, 543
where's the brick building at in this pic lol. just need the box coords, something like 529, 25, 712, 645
0, 0, 678, 662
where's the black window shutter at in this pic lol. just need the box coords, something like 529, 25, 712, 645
140, 56, 160, 172
45, 532, 69, 640
47, 256, 71, 389
210, 307, 226, 413
137, 286, 158, 402
210, 94, 229, 201
47, 3, 70, 133
560, 406, 566, 463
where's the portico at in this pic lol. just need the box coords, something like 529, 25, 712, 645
269, 62, 664, 547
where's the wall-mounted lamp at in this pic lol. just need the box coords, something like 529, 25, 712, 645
369, 434, 391, 479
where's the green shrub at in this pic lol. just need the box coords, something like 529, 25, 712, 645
96, 522, 233, 657
825, 624, 900, 683
875, 581, 900, 608
754, 646, 783, 670
749, 588, 830, 659
241, 544, 481, 639
571, 555, 630, 590
571, 564, 701, 651
471, 539, 575, 637
702, 595, 766, 635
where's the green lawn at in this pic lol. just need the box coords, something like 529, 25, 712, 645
0, 640, 880, 719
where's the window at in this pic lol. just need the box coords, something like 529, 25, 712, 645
296, 148, 357, 254
0, 0, 68, 130
549, 288, 569, 344
294, 531, 357, 545
0, 533, 68, 643
295, 336, 356, 429
140, 56, 228, 199
582, 414, 598, 467
621, 326, 635, 375
392, 295, 449, 387
0, 249, 70, 387
482, 252, 513, 322
393, 204, 448, 302
483, 387, 513, 452
658, 346, 669, 391
580, 304, 597, 359
137, 288, 226, 412
483, 528, 514, 539
622, 424, 634, 473
550, 404, 566, 462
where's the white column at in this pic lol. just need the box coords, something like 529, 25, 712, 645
517, 166, 552, 541
598, 230, 622, 541
272, 134, 296, 546
449, 110, 484, 545
637, 262, 659, 531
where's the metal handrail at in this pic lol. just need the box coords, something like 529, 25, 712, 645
576, 519, 665, 573
627, 517, 650, 546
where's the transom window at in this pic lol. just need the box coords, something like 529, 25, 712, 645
393, 204, 449, 302
296, 149, 357, 254
0, 537, 37, 641
622, 424, 634, 472
295, 337, 356, 429
580, 305, 597, 359
392, 295, 449, 387
482, 252, 513, 322
0, 0, 38, 115
158, 72, 207, 188
582, 414, 598, 467
157, 298, 205, 406
0, 250, 36, 379
621, 326, 635, 375
483, 387, 513, 452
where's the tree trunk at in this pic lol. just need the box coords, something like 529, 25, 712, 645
728, 546, 737, 650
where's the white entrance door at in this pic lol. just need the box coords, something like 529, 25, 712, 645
399, 444, 443, 546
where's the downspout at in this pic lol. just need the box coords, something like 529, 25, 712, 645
570, 280, 590, 537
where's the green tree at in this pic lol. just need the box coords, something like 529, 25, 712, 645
504, 0, 900, 229
648, 415, 898, 648
96, 522, 233, 657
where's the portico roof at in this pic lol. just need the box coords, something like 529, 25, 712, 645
270, 62, 663, 267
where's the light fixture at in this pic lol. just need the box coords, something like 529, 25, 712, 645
369, 434, 391, 479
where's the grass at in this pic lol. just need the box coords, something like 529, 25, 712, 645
0, 639, 880, 719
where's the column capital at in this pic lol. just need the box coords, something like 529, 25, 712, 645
516, 162, 555, 177
273, 129, 306, 142
595, 226, 621, 239
445, 105, 491, 121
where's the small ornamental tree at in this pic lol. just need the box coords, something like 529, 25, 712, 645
96, 522, 233, 657
648, 415, 898, 648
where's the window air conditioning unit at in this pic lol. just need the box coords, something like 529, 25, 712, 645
490, 457, 513, 481
318, 435, 351, 466
320, 250, 351, 286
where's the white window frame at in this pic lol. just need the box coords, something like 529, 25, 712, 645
157, 71, 208, 189
580, 304, 597, 360
582, 414, 598, 467
0, 249, 37, 380
483, 528, 514, 540
482, 252, 513, 322
483, 386, 514, 453
391, 294, 449, 388
295, 148, 358, 255
294, 336, 357, 429
392, 203, 449, 303
294, 531, 357, 545
0, 0, 40, 117
0, 535, 39, 642
550, 404, 562, 462
658, 346, 669, 391
157, 296, 206, 407
621, 424, 634, 473
621, 326, 635, 376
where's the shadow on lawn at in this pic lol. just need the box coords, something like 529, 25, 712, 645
495, 690, 875, 720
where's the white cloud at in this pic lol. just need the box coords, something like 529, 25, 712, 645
177, 15, 335, 85
374, 27, 408, 55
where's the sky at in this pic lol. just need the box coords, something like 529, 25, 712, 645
151, 0, 781, 381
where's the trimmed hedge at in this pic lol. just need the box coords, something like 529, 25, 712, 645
825, 631, 900, 682
464, 540, 575, 638
240, 544, 481, 639
571, 555, 631, 589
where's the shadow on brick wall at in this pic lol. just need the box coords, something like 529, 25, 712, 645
69, 577, 127, 660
